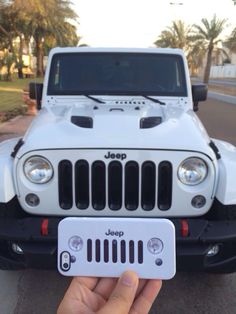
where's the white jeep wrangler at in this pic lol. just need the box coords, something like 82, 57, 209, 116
0, 47, 236, 272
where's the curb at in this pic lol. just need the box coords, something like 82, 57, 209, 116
208, 91, 236, 105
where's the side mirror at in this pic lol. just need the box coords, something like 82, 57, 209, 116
192, 84, 208, 112
29, 82, 43, 110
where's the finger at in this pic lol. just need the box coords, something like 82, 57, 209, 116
72, 276, 99, 291
93, 277, 118, 300
98, 271, 139, 314
135, 279, 147, 298
131, 279, 162, 314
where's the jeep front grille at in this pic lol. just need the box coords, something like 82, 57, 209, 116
58, 160, 172, 211
87, 238, 144, 264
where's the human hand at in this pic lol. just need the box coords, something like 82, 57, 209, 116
57, 271, 162, 314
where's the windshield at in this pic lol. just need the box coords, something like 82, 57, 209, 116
48, 52, 187, 96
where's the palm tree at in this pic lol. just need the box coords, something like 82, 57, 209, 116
225, 27, 236, 53
0, 3, 30, 78
13, 0, 78, 77
154, 20, 192, 52
187, 43, 206, 76
154, 20, 202, 75
191, 15, 227, 84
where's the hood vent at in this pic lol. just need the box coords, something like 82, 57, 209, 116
140, 116, 162, 129
71, 116, 93, 128
115, 101, 146, 105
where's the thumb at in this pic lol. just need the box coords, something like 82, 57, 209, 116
98, 271, 139, 314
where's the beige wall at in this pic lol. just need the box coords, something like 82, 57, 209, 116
210, 64, 236, 78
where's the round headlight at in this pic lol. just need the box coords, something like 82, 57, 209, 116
178, 157, 207, 185
24, 156, 54, 184
68, 236, 83, 251
147, 238, 164, 254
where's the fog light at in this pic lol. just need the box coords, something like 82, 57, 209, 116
207, 244, 220, 257
70, 255, 76, 263
25, 193, 40, 207
68, 236, 83, 251
147, 238, 163, 254
191, 195, 206, 208
12, 243, 24, 255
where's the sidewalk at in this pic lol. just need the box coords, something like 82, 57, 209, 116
0, 115, 34, 143
209, 84, 236, 97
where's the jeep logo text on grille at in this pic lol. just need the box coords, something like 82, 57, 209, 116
104, 152, 127, 160
105, 229, 124, 237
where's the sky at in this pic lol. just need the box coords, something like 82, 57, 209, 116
72, 0, 236, 47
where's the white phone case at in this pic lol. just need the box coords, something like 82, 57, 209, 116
58, 217, 176, 279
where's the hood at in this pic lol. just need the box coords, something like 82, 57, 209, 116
19, 98, 213, 157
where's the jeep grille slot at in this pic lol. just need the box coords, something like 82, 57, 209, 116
58, 160, 73, 209
125, 161, 139, 210
87, 239, 92, 262
121, 240, 126, 263
112, 240, 118, 262
95, 239, 101, 262
129, 240, 135, 263
108, 161, 122, 210
87, 239, 143, 264
92, 161, 106, 210
141, 161, 156, 210
138, 240, 143, 264
75, 160, 89, 209
158, 161, 173, 210
104, 239, 109, 263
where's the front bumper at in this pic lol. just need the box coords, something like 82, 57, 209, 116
1, 218, 236, 273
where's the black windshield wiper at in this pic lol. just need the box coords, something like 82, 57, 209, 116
142, 95, 165, 105
84, 94, 105, 104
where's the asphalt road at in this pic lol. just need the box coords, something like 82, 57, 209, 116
0, 97, 236, 314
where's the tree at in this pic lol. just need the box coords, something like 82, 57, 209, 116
0, 2, 36, 78
13, 0, 78, 77
0, 2, 19, 80
0, 3, 28, 78
154, 20, 192, 51
43, 22, 79, 55
225, 27, 236, 53
0, 49, 15, 81
0, 1, 15, 52
154, 20, 203, 75
187, 43, 206, 76
191, 15, 227, 83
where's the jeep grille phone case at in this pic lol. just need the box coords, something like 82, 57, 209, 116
58, 217, 176, 279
